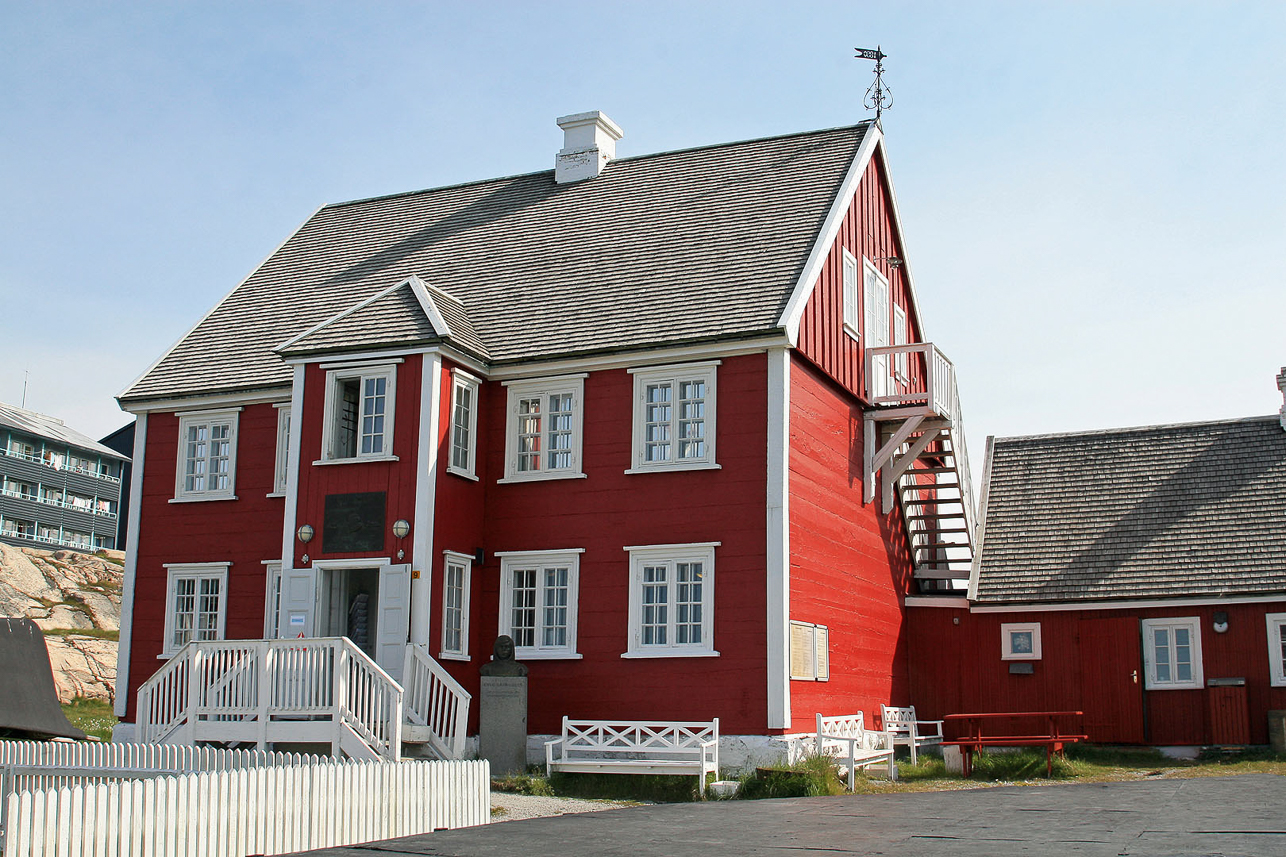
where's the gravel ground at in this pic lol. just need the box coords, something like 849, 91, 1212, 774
489, 791, 643, 822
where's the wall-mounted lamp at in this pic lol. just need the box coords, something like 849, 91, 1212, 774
474, 548, 486, 566
393, 519, 411, 560
1213, 611, 1229, 634
873, 256, 903, 269
297, 524, 314, 543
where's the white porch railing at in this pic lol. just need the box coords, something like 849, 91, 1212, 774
864, 342, 955, 417
137, 638, 403, 761
402, 644, 471, 759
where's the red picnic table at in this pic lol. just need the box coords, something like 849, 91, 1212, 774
942, 711, 1087, 777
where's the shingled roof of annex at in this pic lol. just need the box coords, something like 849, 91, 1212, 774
120, 121, 873, 405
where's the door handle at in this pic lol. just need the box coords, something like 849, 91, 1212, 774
1131, 670, 1139, 684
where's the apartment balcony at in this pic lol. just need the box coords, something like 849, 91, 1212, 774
0, 446, 121, 485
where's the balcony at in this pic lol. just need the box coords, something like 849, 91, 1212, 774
0, 446, 121, 484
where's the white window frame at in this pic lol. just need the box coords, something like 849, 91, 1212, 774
1141, 617, 1204, 690
842, 249, 860, 340
623, 542, 719, 659
893, 304, 909, 382
173, 409, 240, 502
495, 549, 583, 659
440, 551, 473, 661
1001, 622, 1042, 660
263, 560, 283, 638
318, 363, 398, 463
447, 369, 480, 481
789, 620, 830, 681
863, 259, 890, 348
499, 375, 586, 483
626, 362, 719, 473
1267, 613, 1286, 688
270, 404, 291, 496
161, 562, 230, 657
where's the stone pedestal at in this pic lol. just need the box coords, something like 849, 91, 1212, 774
479, 675, 528, 775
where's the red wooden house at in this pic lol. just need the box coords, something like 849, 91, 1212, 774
112, 112, 975, 763
908, 376, 1286, 749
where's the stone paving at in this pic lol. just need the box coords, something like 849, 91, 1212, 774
304, 774, 1286, 857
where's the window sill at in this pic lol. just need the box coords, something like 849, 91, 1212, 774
1000, 655, 1040, 662
439, 652, 471, 662
624, 463, 722, 475
446, 466, 479, 482
1145, 682, 1203, 691
622, 649, 720, 659
312, 455, 400, 466
513, 651, 583, 660
843, 324, 861, 343
169, 495, 238, 504
497, 472, 587, 485
266, 491, 286, 499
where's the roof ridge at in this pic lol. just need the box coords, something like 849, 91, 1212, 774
992, 414, 1281, 445
320, 122, 873, 212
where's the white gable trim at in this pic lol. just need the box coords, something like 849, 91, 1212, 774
970, 594, 1286, 613
274, 274, 439, 353
118, 205, 326, 403
777, 127, 882, 342
966, 435, 997, 601
873, 143, 926, 341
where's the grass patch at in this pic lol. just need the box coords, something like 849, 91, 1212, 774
42, 627, 120, 641
549, 770, 710, 802
62, 696, 116, 741
737, 753, 846, 799
491, 770, 555, 796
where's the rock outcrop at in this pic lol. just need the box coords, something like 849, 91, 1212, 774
0, 544, 122, 703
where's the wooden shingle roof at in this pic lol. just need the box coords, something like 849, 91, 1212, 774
121, 123, 872, 404
971, 416, 1286, 604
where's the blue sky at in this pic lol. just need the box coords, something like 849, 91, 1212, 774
2, 1, 1283, 467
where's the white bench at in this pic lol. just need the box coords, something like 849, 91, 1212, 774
881, 704, 943, 764
815, 713, 897, 789
545, 717, 719, 795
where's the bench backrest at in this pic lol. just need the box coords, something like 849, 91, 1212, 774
881, 705, 918, 733
559, 719, 719, 758
816, 712, 865, 740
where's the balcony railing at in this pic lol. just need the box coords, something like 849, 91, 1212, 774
864, 342, 955, 419
0, 446, 122, 484
0, 486, 117, 518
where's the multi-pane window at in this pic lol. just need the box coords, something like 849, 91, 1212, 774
501, 376, 584, 482
628, 363, 718, 472
496, 550, 582, 658
322, 365, 396, 462
162, 563, 229, 656
1142, 617, 1203, 690
440, 551, 473, 659
448, 370, 480, 479
1267, 614, 1286, 687
1001, 622, 1042, 660
625, 543, 718, 657
842, 249, 860, 337
272, 405, 291, 495
174, 410, 239, 501
263, 561, 282, 639
864, 259, 891, 398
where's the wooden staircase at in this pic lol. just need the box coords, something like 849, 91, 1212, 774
863, 344, 975, 591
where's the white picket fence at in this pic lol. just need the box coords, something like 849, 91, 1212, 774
2, 754, 490, 857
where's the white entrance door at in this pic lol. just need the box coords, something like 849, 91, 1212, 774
376, 563, 412, 682
278, 567, 318, 638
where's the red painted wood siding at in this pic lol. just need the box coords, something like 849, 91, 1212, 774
908, 601, 1286, 745
795, 154, 920, 400
787, 356, 914, 731
443, 354, 770, 735
292, 357, 424, 566
123, 403, 286, 720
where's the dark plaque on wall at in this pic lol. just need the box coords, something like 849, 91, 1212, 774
323, 492, 386, 553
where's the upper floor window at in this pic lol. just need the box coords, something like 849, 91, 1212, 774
440, 551, 473, 660
162, 562, 229, 656
496, 549, 583, 659
271, 405, 291, 495
448, 369, 480, 480
623, 542, 718, 658
320, 364, 397, 462
500, 375, 585, 482
842, 249, 860, 339
1142, 617, 1203, 690
174, 409, 239, 502
1267, 614, 1286, 688
627, 362, 719, 473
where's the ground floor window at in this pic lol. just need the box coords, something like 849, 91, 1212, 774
1141, 617, 1203, 690
440, 551, 473, 660
495, 549, 582, 659
162, 562, 230, 656
623, 542, 718, 658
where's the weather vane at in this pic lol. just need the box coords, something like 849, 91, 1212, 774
855, 46, 892, 122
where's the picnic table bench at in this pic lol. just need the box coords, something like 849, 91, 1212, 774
544, 717, 719, 795
942, 711, 1087, 777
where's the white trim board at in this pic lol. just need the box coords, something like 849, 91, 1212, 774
112, 412, 147, 718
765, 347, 791, 729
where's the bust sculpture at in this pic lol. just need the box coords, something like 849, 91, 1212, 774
479, 634, 528, 677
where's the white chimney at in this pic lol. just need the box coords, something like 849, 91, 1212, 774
554, 111, 624, 184
1277, 367, 1286, 431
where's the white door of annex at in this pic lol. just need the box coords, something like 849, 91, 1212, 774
376, 563, 412, 682
278, 567, 318, 638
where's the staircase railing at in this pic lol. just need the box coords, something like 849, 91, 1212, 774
137, 638, 403, 761
403, 644, 471, 759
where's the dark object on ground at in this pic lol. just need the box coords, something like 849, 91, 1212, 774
0, 619, 86, 739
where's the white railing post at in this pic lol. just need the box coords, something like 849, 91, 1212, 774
258, 642, 271, 751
